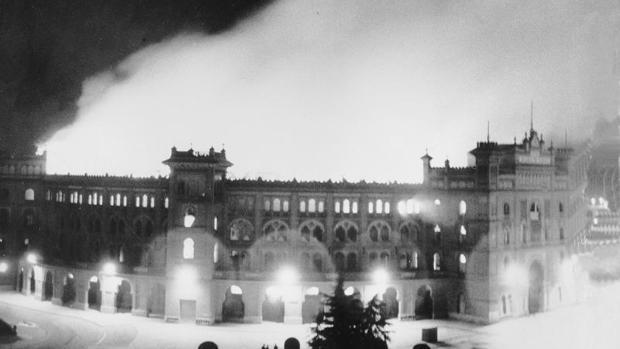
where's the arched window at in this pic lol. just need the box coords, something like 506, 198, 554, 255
282, 200, 289, 212
530, 201, 540, 221
150, 196, 155, 208
229, 219, 254, 241
184, 208, 196, 228
368, 220, 391, 242
300, 200, 306, 213
299, 220, 324, 242
368, 201, 374, 214
141, 194, 148, 208
183, 238, 194, 259
459, 200, 467, 215
334, 220, 358, 242
399, 221, 419, 242
346, 253, 357, 271
433, 253, 441, 271
264, 199, 271, 212
503, 203, 510, 216
25, 188, 35, 201
343, 199, 350, 214
313, 253, 323, 271
334, 200, 341, 213
397, 201, 406, 215
334, 252, 346, 271
459, 253, 467, 273
412, 251, 419, 269
318, 200, 324, 213
376, 199, 383, 214
380, 252, 390, 266
273, 198, 281, 212
460, 225, 467, 236
308, 199, 316, 213
263, 220, 288, 241
384, 201, 390, 214
352, 201, 358, 214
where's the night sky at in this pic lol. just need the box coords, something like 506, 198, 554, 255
1, 0, 619, 181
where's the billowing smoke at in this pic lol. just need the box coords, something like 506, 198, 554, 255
40, 0, 620, 182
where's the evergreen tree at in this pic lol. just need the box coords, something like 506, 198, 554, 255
309, 277, 390, 349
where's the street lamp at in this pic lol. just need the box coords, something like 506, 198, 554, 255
26, 253, 37, 264
372, 268, 389, 285
102, 262, 116, 275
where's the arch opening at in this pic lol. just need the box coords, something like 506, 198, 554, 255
115, 280, 133, 313
302, 287, 322, 324
528, 261, 544, 314
222, 285, 245, 322
415, 285, 433, 319
43, 271, 53, 301
62, 274, 76, 305
88, 276, 101, 310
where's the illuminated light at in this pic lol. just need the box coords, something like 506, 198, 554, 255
460, 225, 467, 235
67, 273, 74, 279
276, 266, 299, 285
183, 238, 195, 259
593, 218, 599, 225
230, 285, 243, 295
0, 262, 8, 273
414, 201, 421, 214
90, 276, 99, 283
372, 268, 389, 285
26, 253, 37, 264
459, 254, 467, 264
305, 287, 319, 296
590, 198, 596, 205
434, 198, 441, 206
406, 199, 414, 214
434, 224, 441, 233
176, 265, 198, 296
184, 213, 196, 228
397, 201, 406, 216
102, 262, 116, 275
344, 286, 355, 296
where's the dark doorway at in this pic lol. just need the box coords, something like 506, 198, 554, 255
222, 286, 245, 322
62, 274, 76, 305
17, 269, 24, 292
528, 261, 544, 314
29, 270, 36, 294
115, 280, 133, 313
262, 289, 285, 323
415, 285, 433, 319
44, 271, 53, 300
180, 299, 197, 322
382, 287, 399, 319
87, 276, 101, 310
147, 283, 165, 317
301, 288, 321, 324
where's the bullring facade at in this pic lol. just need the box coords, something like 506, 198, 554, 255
0, 127, 589, 324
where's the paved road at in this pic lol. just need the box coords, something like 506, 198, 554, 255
1, 285, 620, 349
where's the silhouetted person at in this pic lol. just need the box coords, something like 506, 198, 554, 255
284, 337, 300, 349
413, 344, 431, 349
198, 341, 218, 349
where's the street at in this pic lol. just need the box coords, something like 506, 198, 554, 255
1, 283, 620, 349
